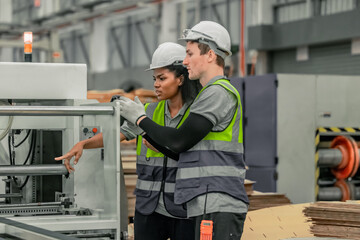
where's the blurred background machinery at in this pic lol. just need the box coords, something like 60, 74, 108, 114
230, 74, 360, 204
0, 62, 127, 239
1, 0, 360, 82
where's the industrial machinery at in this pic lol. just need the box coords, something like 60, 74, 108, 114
0, 62, 127, 239
316, 130, 360, 202
230, 74, 360, 204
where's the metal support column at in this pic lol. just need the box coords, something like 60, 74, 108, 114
126, 16, 132, 68
78, 35, 90, 67
135, 21, 152, 62
212, 3, 225, 27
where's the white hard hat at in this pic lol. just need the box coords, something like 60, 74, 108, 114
179, 21, 232, 59
146, 42, 186, 71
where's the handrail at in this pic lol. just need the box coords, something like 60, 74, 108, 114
0, 106, 114, 116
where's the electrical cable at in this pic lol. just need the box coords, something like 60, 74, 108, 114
11, 133, 15, 164
19, 131, 37, 190
19, 176, 30, 190
8, 133, 19, 185
7, 130, 37, 190
8, 134, 13, 165
22, 131, 36, 166
14, 130, 32, 148
0, 100, 14, 141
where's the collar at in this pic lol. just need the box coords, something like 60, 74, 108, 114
203, 75, 228, 88
165, 100, 191, 119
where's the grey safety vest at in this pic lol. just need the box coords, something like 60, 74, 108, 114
134, 100, 190, 218
174, 79, 249, 205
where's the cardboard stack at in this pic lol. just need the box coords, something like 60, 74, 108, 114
248, 191, 292, 211
243, 203, 313, 239
303, 201, 360, 240
87, 88, 157, 103
133, 88, 158, 103
244, 179, 255, 195
245, 180, 291, 211
121, 142, 137, 220
87, 89, 125, 103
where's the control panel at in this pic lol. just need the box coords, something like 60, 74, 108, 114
80, 126, 101, 141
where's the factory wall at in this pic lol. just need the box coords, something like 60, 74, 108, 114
272, 41, 360, 75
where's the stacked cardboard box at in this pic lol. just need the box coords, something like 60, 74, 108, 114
121, 141, 137, 220
245, 180, 291, 211
304, 201, 360, 239
243, 203, 313, 239
248, 191, 292, 211
87, 88, 157, 103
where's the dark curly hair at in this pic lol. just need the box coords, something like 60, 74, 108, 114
165, 64, 202, 103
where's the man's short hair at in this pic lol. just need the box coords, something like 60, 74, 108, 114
197, 42, 225, 68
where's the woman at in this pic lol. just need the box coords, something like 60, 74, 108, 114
55, 42, 202, 240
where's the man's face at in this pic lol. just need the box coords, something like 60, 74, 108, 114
183, 41, 207, 80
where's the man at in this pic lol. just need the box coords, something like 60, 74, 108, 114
55, 42, 200, 240
120, 21, 248, 240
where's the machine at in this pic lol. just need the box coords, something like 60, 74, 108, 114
0, 62, 127, 239
230, 74, 360, 204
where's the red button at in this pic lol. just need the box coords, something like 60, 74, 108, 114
92, 128, 98, 133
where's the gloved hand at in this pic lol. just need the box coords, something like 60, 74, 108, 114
110, 95, 121, 102
119, 96, 146, 125
110, 95, 124, 126
124, 120, 144, 136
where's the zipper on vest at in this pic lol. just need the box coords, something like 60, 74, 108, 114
160, 156, 168, 193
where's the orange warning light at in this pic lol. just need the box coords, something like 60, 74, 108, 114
34, 0, 41, 7
24, 32, 33, 54
52, 52, 61, 58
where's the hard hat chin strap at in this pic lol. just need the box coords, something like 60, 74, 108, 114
198, 39, 227, 60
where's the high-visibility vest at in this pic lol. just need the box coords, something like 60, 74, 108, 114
174, 79, 249, 205
134, 100, 190, 217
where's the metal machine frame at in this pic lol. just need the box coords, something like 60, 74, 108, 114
0, 103, 127, 239
0, 62, 127, 239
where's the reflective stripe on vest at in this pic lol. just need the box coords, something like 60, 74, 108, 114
175, 79, 249, 205
136, 179, 175, 193
134, 100, 190, 217
136, 101, 190, 157
192, 79, 243, 151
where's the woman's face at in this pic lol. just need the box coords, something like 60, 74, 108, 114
153, 67, 182, 101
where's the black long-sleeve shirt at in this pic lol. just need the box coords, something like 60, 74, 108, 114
141, 113, 213, 160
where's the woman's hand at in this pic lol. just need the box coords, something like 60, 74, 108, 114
54, 142, 85, 173
143, 139, 159, 152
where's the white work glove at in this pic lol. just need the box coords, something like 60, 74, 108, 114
124, 120, 144, 136
119, 96, 146, 126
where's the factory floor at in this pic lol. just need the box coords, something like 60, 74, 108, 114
243, 203, 312, 239
127, 202, 355, 240
127, 203, 309, 240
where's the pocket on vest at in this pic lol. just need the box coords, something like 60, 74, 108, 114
134, 188, 152, 197
176, 177, 200, 189
134, 177, 155, 197
178, 151, 199, 166
176, 151, 200, 188
136, 164, 155, 179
